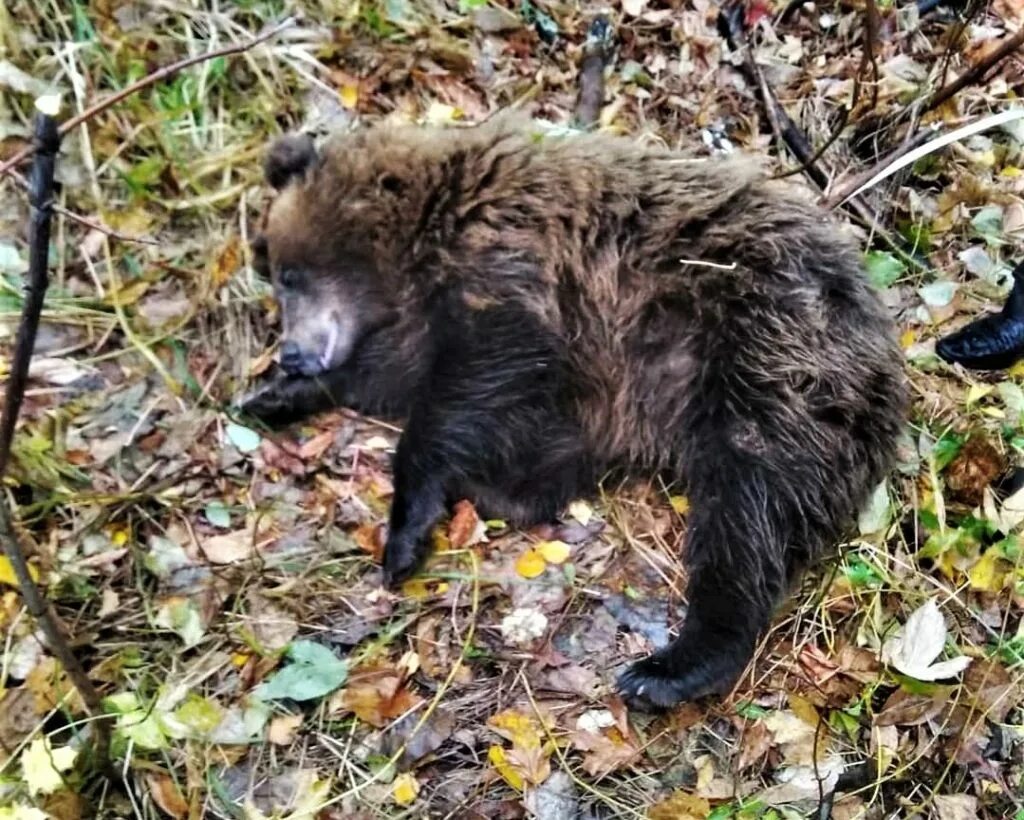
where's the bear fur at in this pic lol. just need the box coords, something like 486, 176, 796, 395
241, 114, 908, 710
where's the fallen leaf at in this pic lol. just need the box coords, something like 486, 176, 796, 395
881, 600, 972, 681
567, 500, 593, 525
22, 737, 77, 796
515, 548, 546, 578
933, 794, 979, 820
569, 726, 639, 777
536, 540, 571, 564
448, 499, 484, 548
488, 744, 524, 791
622, 0, 648, 16
647, 791, 710, 820
209, 235, 241, 289
201, 529, 254, 564
335, 665, 422, 728
869, 724, 899, 774
392, 772, 420, 806
146, 773, 188, 819
268, 714, 303, 745
0, 556, 39, 588
225, 423, 261, 454
254, 640, 348, 702
875, 687, 950, 726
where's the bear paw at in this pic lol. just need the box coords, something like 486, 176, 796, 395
381, 530, 430, 588
617, 645, 746, 712
616, 656, 695, 712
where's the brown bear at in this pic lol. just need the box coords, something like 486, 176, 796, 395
240, 113, 908, 710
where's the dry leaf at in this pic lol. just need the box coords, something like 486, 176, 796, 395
647, 791, 710, 820
146, 773, 188, 819
268, 714, 303, 745
881, 600, 972, 681
933, 794, 979, 820
335, 665, 423, 728
209, 235, 240, 289
201, 529, 255, 564
448, 499, 484, 547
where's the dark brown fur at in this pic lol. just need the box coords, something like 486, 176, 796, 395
241, 114, 908, 709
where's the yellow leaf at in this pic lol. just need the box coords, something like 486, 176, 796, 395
1009, 360, 1024, 379
340, 84, 359, 110
209, 236, 241, 289
669, 495, 690, 515
0, 556, 39, 588
537, 540, 570, 564
648, 791, 711, 820
966, 383, 994, 405
899, 329, 916, 350
392, 772, 420, 806
788, 694, 820, 728
487, 744, 524, 791
515, 549, 546, 579
1001, 166, 1022, 178
22, 736, 77, 796
968, 548, 1012, 592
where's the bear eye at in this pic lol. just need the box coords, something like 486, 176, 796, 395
279, 268, 301, 289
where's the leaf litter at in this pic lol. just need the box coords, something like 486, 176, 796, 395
0, 0, 1023, 817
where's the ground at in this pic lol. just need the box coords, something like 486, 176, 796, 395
0, 1, 1022, 818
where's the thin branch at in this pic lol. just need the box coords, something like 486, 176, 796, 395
0, 113, 110, 768
4, 169, 158, 245
573, 16, 614, 129
821, 124, 940, 209
0, 16, 296, 180
924, 26, 1024, 114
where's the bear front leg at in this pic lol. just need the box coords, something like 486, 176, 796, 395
237, 367, 355, 428
380, 301, 576, 587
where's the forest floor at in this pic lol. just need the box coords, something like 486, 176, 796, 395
1, 1, 1023, 818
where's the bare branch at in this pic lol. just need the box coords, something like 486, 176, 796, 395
924, 26, 1024, 114
0, 16, 296, 180
0, 113, 111, 769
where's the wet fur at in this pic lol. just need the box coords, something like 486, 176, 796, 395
243, 114, 908, 709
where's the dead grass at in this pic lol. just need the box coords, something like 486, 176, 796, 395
0, 1, 1023, 819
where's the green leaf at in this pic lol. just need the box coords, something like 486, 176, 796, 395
734, 700, 769, 719
226, 423, 261, 453
971, 206, 1003, 241
864, 251, 906, 289
459, 0, 488, 9
254, 640, 349, 702
204, 501, 232, 528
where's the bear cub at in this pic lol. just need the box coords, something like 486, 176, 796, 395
241, 114, 907, 710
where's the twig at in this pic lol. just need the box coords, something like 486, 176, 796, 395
4, 169, 158, 245
821, 124, 941, 209
0, 113, 110, 767
924, 26, 1024, 114
832, 108, 1024, 206
0, 16, 296, 180
573, 16, 614, 129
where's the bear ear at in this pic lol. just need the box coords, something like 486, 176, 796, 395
264, 133, 317, 190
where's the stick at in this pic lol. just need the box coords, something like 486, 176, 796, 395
924, 26, 1024, 114
821, 124, 940, 209
0, 114, 110, 766
832, 108, 1024, 205
0, 17, 295, 180
4, 169, 158, 244
573, 16, 614, 129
